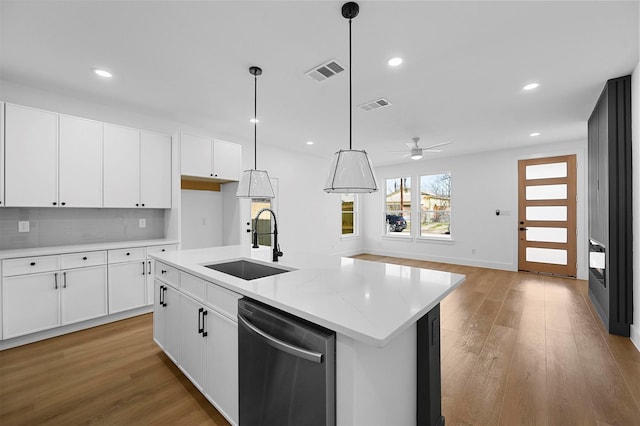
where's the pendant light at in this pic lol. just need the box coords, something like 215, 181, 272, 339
324, 2, 378, 193
236, 66, 275, 199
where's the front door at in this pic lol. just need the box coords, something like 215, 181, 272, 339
518, 155, 577, 277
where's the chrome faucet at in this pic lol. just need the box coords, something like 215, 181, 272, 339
252, 208, 283, 262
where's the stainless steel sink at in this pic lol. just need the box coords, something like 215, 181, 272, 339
204, 260, 290, 281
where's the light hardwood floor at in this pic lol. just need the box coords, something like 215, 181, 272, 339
1, 255, 639, 425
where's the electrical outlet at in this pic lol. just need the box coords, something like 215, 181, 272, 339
18, 221, 30, 233
139, 219, 146, 228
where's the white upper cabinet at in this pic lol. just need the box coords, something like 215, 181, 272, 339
140, 131, 172, 208
104, 124, 141, 208
181, 133, 241, 181
213, 139, 242, 181
4, 104, 58, 207
59, 115, 103, 207
0, 102, 4, 207
181, 133, 212, 178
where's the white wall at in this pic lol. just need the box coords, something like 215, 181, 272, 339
363, 140, 588, 278
180, 189, 224, 249
631, 58, 640, 351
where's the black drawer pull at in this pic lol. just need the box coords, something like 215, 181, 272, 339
126, 252, 130, 256
30, 262, 36, 266
82, 256, 88, 260
161, 270, 167, 274
161, 249, 165, 252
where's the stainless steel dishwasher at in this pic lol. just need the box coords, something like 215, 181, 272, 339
237, 298, 336, 426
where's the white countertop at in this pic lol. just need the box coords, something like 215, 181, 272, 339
0, 239, 179, 260
151, 245, 465, 347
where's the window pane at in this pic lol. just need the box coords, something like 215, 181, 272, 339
526, 184, 567, 200
526, 227, 567, 243
525, 162, 567, 179
341, 194, 356, 235
420, 173, 451, 236
251, 199, 271, 246
385, 177, 411, 235
526, 247, 567, 265
342, 213, 354, 234
526, 206, 567, 221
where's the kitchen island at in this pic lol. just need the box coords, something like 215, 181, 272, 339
150, 246, 465, 426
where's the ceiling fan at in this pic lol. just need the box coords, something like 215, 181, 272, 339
393, 137, 452, 160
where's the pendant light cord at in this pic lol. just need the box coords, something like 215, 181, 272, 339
254, 73, 258, 170
349, 17, 352, 150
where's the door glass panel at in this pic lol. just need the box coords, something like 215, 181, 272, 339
526, 247, 567, 265
526, 227, 567, 243
525, 162, 567, 180
526, 206, 567, 221
526, 184, 567, 200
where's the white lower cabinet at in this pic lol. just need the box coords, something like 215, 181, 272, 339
60, 266, 107, 325
205, 309, 239, 424
178, 294, 208, 391
3, 272, 60, 339
108, 261, 147, 313
154, 267, 240, 426
153, 280, 180, 363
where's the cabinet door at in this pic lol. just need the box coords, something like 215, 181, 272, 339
59, 115, 103, 207
153, 279, 167, 348
206, 310, 239, 424
179, 295, 207, 391
0, 102, 5, 207
164, 285, 180, 362
104, 124, 141, 208
213, 139, 241, 181
61, 266, 107, 325
3, 272, 60, 338
181, 133, 212, 178
108, 261, 147, 313
4, 104, 58, 207
140, 131, 172, 208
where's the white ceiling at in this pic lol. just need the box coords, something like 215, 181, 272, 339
1, 1, 638, 166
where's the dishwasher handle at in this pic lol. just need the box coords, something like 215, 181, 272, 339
238, 312, 324, 364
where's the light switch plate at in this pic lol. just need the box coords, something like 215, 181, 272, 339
18, 221, 30, 233
139, 219, 146, 228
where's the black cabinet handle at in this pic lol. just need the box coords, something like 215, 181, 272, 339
202, 310, 208, 337
161, 270, 167, 274
82, 256, 87, 260
63, 271, 67, 288
136, 203, 139, 207
142, 262, 146, 275
61, 202, 66, 206
148, 261, 151, 274
126, 252, 130, 256
163, 287, 168, 307
198, 307, 204, 334
52, 202, 57, 206
54, 272, 58, 290
141, 203, 145, 207
210, 173, 213, 177
159, 285, 165, 307
30, 262, 36, 266
161, 249, 165, 252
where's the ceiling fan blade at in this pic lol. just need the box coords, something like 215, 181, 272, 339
421, 149, 443, 153
421, 141, 452, 150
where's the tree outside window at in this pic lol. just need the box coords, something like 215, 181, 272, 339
341, 194, 356, 236
420, 173, 451, 236
385, 177, 411, 235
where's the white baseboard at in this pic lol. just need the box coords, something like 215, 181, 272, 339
0, 305, 153, 351
631, 325, 640, 353
360, 247, 516, 272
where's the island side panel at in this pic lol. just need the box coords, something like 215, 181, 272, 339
336, 324, 417, 426
417, 303, 444, 426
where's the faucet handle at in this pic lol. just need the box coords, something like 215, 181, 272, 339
276, 244, 283, 258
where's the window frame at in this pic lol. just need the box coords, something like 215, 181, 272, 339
383, 176, 413, 238
340, 193, 359, 239
418, 171, 453, 241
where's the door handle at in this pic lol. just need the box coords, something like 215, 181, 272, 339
237, 313, 324, 363
519, 227, 527, 231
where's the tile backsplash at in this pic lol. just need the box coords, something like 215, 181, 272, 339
0, 208, 165, 250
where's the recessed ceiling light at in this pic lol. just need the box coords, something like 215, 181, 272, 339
530, 132, 541, 137
250, 118, 259, 123
523, 83, 539, 91
306, 141, 314, 145
93, 68, 113, 78
388, 57, 403, 67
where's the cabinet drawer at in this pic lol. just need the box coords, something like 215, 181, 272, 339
60, 251, 107, 269
2, 255, 60, 277
108, 247, 146, 263
181, 272, 205, 300
146, 244, 177, 256
206, 283, 241, 320
155, 262, 180, 287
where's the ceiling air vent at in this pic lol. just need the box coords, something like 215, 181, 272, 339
358, 98, 392, 112
305, 59, 344, 82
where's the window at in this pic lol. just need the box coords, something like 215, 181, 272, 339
385, 177, 411, 235
341, 194, 357, 236
420, 173, 451, 237
251, 198, 272, 246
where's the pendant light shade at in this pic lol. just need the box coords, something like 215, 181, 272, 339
236, 66, 275, 199
324, 149, 378, 193
324, 2, 378, 194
